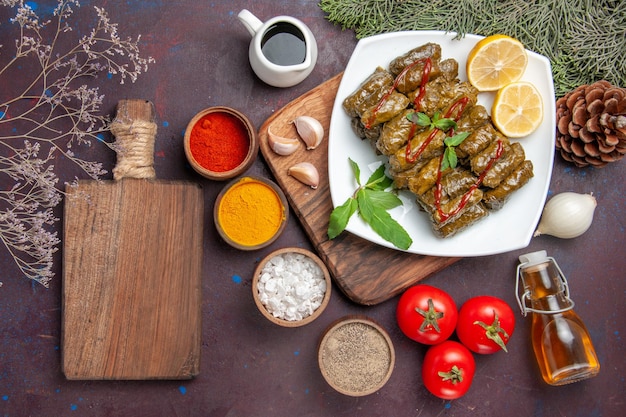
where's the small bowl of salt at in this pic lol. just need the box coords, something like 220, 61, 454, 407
252, 247, 331, 327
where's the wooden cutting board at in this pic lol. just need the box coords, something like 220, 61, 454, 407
62, 100, 203, 380
259, 73, 459, 306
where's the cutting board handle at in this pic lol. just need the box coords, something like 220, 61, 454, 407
110, 99, 157, 180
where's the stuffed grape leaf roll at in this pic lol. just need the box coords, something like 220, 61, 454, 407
376, 110, 418, 156
482, 141, 526, 188
342, 67, 394, 118
389, 43, 441, 76
360, 91, 410, 128
433, 203, 489, 238
483, 160, 534, 210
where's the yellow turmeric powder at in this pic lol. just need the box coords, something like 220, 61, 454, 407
217, 177, 285, 247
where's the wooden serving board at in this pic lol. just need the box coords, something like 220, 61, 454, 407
259, 74, 459, 306
62, 100, 203, 380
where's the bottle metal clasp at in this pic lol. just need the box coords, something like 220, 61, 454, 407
515, 256, 575, 316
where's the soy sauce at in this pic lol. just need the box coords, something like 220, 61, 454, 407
261, 23, 306, 66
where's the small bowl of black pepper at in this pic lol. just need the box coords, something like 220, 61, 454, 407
318, 316, 395, 396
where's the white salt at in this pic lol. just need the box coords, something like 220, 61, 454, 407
257, 252, 326, 321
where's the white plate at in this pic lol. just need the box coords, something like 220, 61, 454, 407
328, 31, 555, 257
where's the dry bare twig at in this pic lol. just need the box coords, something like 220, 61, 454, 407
0, 0, 154, 287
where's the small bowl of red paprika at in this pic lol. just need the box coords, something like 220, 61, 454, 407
184, 106, 259, 180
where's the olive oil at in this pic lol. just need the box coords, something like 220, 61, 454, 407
516, 251, 600, 386
261, 23, 306, 66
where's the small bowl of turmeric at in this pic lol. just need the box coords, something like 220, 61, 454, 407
184, 106, 259, 180
214, 176, 289, 250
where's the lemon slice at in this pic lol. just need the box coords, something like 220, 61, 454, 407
466, 34, 528, 91
492, 81, 543, 138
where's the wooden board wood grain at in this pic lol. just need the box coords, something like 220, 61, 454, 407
259, 73, 459, 305
62, 100, 203, 380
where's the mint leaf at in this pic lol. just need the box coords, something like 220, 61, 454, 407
372, 174, 394, 190
441, 148, 457, 171
407, 112, 431, 127
432, 112, 457, 131
441, 131, 470, 170
348, 158, 361, 186
366, 163, 386, 184
328, 159, 412, 250
408, 111, 457, 132
362, 188, 403, 211
355, 188, 378, 223
366, 164, 393, 190
445, 131, 470, 147
328, 197, 358, 239
357, 190, 412, 250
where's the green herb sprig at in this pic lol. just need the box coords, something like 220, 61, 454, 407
406, 112, 470, 170
441, 132, 470, 170
319, 0, 625, 97
408, 111, 457, 132
328, 159, 413, 250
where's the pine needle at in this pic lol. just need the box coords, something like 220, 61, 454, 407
319, 0, 626, 97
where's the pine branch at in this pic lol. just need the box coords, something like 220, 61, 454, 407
319, 0, 626, 97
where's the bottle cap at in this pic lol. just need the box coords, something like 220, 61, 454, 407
518, 250, 548, 267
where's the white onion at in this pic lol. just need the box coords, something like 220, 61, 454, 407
533, 192, 597, 239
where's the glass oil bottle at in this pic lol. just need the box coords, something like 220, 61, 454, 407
516, 250, 600, 386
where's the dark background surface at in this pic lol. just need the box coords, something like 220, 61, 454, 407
1, 1, 624, 416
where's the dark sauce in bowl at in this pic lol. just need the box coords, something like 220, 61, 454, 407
261, 22, 306, 66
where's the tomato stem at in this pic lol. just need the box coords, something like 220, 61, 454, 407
474, 311, 510, 352
415, 298, 444, 333
438, 365, 464, 384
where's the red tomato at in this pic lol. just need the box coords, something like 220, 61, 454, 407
422, 340, 475, 400
396, 284, 458, 345
456, 295, 515, 354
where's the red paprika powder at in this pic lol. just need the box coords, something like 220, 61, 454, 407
189, 112, 249, 172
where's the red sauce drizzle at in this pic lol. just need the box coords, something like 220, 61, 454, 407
444, 96, 469, 120
365, 57, 432, 129
406, 128, 438, 164
435, 139, 504, 222
405, 96, 470, 164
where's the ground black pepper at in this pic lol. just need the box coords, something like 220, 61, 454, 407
320, 321, 392, 394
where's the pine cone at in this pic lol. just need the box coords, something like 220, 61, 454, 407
555, 81, 626, 168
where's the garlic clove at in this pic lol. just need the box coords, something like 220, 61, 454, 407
288, 162, 319, 189
293, 116, 324, 150
267, 126, 301, 156
533, 192, 597, 239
